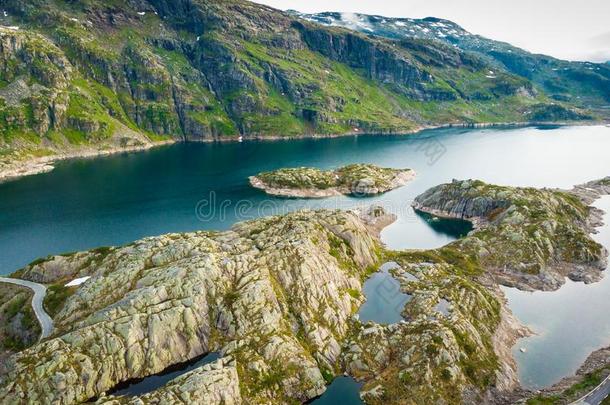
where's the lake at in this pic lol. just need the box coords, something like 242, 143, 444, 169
503, 196, 610, 389
1, 124, 609, 393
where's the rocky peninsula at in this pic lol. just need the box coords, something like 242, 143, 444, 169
413, 178, 610, 291
0, 205, 508, 405
1, 177, 608, 404
249, 164, 415, 198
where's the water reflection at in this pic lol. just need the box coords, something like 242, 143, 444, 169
414, 210, 473, 239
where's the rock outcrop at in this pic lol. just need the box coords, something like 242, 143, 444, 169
0, 284, 40, 368
413, 179, 609, 290
0, 209, 386, 404
0, 205, 512, 405
97, 357, 242, 405
249, 164, 415, 198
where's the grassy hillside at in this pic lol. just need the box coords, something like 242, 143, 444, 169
0, 0, 596, 166
294, 11, 610, 116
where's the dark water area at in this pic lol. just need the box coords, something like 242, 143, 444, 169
414, 209, 473, 238
108, 352, 220, 397
309, 376, 364, 405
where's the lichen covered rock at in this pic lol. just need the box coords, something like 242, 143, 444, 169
0, 209, 385, 404
250, 164, 415, 198
413, 179, 608, 290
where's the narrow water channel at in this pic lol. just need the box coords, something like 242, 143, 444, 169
108, 352, 220, 397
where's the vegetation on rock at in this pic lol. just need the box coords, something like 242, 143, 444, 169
251, 164, 415, 197
413, 179, 608, 290
0, 0, 599, 174
0, 284, 40, 357
1, 177, 608, 404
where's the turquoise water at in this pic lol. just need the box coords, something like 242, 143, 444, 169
503, 196, 610, 389
358, 262, 411, 324
310, 376, 363, 405
1, 125, 610, 391
2, 125, 609, 274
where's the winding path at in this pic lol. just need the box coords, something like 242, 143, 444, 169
571, 374, 610, 405
0, 277, 54, 340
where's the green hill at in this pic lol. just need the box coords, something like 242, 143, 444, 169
0, 0, 598, 168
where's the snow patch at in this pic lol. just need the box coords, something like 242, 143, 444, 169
340, 12, 374, 32
65, 276, 91, 287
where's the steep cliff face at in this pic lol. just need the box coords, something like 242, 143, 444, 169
0, 0, 592, 168
294, 11, 610, 115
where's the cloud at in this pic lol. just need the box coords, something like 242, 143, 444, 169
590, 31, 610, 46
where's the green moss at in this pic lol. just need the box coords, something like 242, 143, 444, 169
44, 284, 77, 318
254, 164, 410, 194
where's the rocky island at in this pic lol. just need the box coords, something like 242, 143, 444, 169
0, 177, 608, 404
249, 164, 416, 198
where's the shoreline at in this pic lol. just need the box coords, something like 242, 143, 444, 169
249, 168, 416, 198
501, 183, 610, 402
1, 120, 606, 184
0, 140, 175, 184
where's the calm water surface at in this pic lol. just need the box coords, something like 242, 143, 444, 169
2, 125, 609, 273
503, 196, 610, 389
109, 352, 220, 397
1, 125, 610, 390
357, 262, 411, 324
310, 376, 363, 405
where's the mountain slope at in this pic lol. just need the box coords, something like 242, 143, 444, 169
292, 11, 610, 115
0, 0, 596, 172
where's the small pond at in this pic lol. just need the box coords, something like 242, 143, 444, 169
309, 376, 364, 405
357, 262, 411, 324
413, 210, 474, 239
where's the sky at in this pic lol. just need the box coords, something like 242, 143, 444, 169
252, 0, 610, 62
